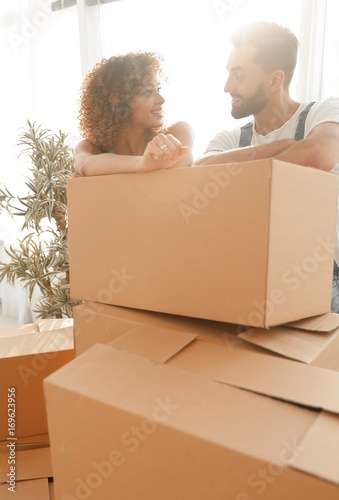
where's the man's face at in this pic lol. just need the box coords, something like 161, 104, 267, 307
224, 45, 270, 119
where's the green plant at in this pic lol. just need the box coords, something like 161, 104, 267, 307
0, 121, 80, 318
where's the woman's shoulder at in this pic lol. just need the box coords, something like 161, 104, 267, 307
75, 139, 103, 155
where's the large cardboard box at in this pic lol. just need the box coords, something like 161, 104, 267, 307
0, 320, 74, 440
44, 336, 339, 499
68, 159, 338, 327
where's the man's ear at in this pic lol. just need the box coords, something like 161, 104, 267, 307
269, 70, 285, 92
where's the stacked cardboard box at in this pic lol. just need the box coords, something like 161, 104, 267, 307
0, 319, 74, 499
67, 159, 338, 327
44, 160, 339, 498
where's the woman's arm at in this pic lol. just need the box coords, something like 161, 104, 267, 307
74, 125, 193, 176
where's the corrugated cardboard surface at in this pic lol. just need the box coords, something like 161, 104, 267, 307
73, 302, 252, 356
0, 434, 49, 453
0, 322, 74, 440
0, 478, 50, 499
44, 343, 339, 499
0, 446, 52, 499
239, 313, 339, 370
168, 338, 339, 413
68, 159, 338, 327
291, 411, 339, 485
0, 447, 52, 483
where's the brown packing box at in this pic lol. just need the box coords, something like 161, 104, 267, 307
0, 447, 53, 484
44, 337, 339, 500
0, 478, 51, 499
0, 319, 74, 440
0, 447, 53, 499
68, 159, 338, 327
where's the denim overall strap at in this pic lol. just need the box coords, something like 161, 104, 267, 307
293, 101, 315, 140
238, 102, 315, 147
239, 122, 253, 147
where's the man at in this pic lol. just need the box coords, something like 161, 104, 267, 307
194, 21, 339, 312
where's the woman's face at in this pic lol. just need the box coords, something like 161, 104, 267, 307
129, 83, 165, 129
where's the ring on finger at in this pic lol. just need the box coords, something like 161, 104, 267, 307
160, 144, 168, 150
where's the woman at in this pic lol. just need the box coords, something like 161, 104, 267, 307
74, 51, 194, 176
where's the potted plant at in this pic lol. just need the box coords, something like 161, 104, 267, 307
0, 121, 80, 318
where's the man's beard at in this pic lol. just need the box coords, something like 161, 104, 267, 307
231, 84, 268, 119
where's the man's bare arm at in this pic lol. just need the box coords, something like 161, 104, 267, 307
274, 122, 339, 171
194, 139, 295, 166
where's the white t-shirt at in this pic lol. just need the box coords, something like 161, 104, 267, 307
205, 96, 339, 264
206, 96, 339, 152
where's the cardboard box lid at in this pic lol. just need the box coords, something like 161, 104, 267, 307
168, 338, 339, 414
0, 323, 39, 339
292, 411, 339, 486
0, 447, 52, 483
38, 318, 74, 332
239, 313, 339, 364
0, 478, 50, 499
0, 327, 74, 359
44, 343, 317, 466
96, 321, 339, 415
120, 326, 339, 485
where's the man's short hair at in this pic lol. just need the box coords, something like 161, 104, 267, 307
231, 21, 299, 89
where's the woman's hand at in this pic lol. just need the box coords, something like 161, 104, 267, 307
140, 133, 188, 172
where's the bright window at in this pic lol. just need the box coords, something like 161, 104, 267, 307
101, 0, 303, 155
321, 0, 339, 97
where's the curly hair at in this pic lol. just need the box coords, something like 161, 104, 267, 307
79, 51, 165, 151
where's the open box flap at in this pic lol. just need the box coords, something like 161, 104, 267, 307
291, 411, 339, 486
168, 339, 339, 414
109, 324, 197, 363
286, 312, 339, 332
238, 326, 338, 364
45, 343, 317, 466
